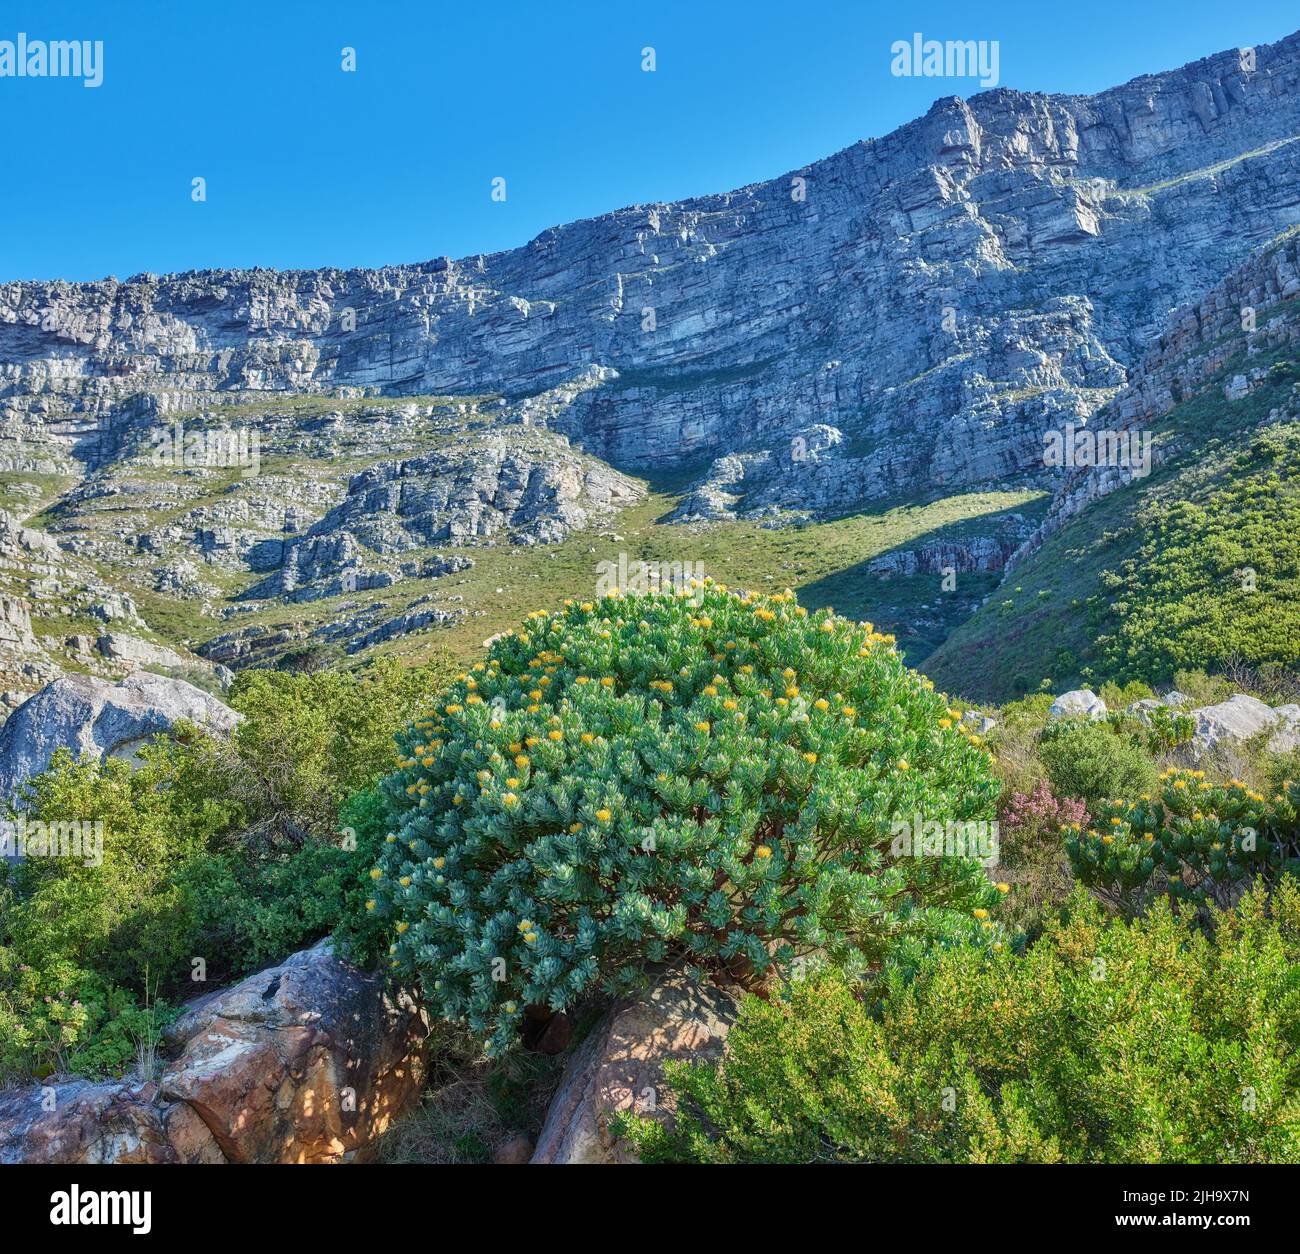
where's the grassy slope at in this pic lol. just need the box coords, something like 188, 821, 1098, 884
311, 482, 1045, 669
926, 332, 1300, 703
5, 389, 1046, 675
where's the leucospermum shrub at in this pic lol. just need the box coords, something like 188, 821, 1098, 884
370, 585, 1004, 1053
1067, 768, 1300, 913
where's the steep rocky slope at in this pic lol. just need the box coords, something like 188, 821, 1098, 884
927, 231, 1300, 700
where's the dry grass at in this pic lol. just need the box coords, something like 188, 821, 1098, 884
375, 1033, 565, 1165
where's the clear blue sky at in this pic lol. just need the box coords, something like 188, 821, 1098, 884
1, 0, 1296, 282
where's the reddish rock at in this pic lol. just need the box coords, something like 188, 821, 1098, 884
0, 1080, 175, 1165
493, 1132, 535, 1164
0, 940, 428, 1165
531, 970, 738, 1164
160, 939, 428, 1163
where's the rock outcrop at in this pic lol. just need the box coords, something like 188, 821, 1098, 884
0, 940, 428, 1165
531, 969, 739, 1165
0, 670, 239, 801
7, 34, 1300, 525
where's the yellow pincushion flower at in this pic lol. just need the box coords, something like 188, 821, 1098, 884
897, 759, 910, 771
395, 921, 409, 934
548, 729, 564, 742
803, 752, 818, 764
595, 809, 612, 823
695, 721, 712, 733
814, 698, 829, 712
370, 868, 383, 880
365, 899, 376, 911
755, 845, 772, 859
399, 876, 411, 887
972, 908, 989, 920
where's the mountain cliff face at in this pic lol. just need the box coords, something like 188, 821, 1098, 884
2, 31, 1300, 699
8, 35, 1300, 494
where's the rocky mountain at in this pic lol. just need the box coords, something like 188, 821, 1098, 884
2, 30, 1300, 714
927, 230, 1300, 699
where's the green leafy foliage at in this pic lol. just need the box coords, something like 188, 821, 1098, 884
1094, 428, 1300, 684
0, 656, 451, 1083
1038, 718, 1159, 807
1068, 768, 1300, 913
372, 585, 1003, 1055
617, 883, 1300, 1164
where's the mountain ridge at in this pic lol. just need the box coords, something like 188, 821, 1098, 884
3, 28, 1300, 704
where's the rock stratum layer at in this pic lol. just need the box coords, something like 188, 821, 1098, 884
6, 34, 1300, 510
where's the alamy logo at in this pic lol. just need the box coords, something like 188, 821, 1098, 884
0, 34, 103, 87
890, 813, 1000, 867
890, 33, 1000, 88
595, 553, 707, 605
1, 817, 103, 867
149, 421, 261, 478
1043, 423, 1152, 478
50, 1187, 150, 1234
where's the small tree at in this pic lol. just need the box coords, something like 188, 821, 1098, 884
370, 585, 1004, 1053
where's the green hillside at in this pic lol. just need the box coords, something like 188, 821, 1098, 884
926, 336, 1300, 702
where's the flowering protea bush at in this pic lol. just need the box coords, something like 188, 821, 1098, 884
368, 584, 1003, 1052
1066, 768, 1300, 913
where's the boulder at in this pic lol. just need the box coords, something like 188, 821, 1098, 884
0, 941, 428, 1165
1267, 704, 1300, 754
1049, 689, 1107, 721
160, 939, 427, 1163
0, 1080, 187, 1165
1125, 697, 1166, 725
95, 632, 190, 672
0, 670, 239, 802
531, 969, 739, 1165
1187, 694, 1280, 754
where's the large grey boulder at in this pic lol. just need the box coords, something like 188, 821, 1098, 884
0, 670, 239, 803
1267, 704, 1300, 754
1187, 694, 1280, 755
1049, 689, 1107, 721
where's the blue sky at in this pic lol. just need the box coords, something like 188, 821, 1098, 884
1, 0, 1296, 281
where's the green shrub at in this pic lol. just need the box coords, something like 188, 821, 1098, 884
3, 745, 235, 989
373, 586, 1004, 1054
212, 654, 456, 840
0, 950, 175, 1083
617, 882, 1300, 1164
1095, 427, 1300, 684
1068, 768, 1300, 913
0, 655, 453, 1082
1038, 718, 1158, 807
